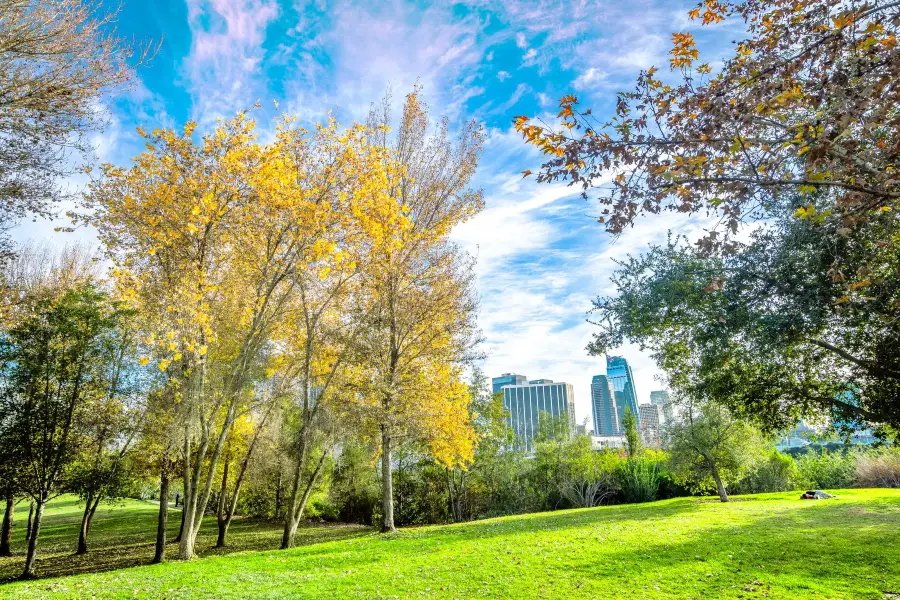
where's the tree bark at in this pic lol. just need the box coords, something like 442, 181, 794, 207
215, 452, 230, 548
76, 493, 101, 555
710, 461, 729, 503
283, 447, 328, 548
25, 502, 34, 542
20, 499, 44, 579
381, 423, 395, 533
281, 423, 312, 550
174, 501, 185, 543
153, 465, 169, 564
0, 496, 13, 556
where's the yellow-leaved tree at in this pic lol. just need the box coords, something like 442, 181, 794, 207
353, 88, 484, 532
81, 112, 392, 559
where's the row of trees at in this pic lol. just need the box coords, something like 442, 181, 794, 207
0, 86, 485, 578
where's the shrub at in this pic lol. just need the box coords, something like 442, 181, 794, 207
855, 449, 900, 488
733, 451, 800, 494
617, 456, 661, 503
795, 449, 857, 489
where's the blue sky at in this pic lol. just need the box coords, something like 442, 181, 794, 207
17, 0, 744, 428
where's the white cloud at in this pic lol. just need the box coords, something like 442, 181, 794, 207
573, 67, 608, 90
184, 0, 281, 123
497, 70, 511, 81
523, 48, 538, 62
515, 32, 528, 48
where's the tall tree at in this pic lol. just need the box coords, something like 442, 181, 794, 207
83, 112, 399, 559
621, 405, 641, 458
357, 89, 484, 532
0, 282, 126, 578
0, 0, 151, 260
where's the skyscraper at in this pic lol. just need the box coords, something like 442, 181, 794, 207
491, 373, 527, 395
638, 404, 662, 448
494, 375, 575, 453
606, 356, 640, 431
650, 390, 674, 424
591, 375, 619, 435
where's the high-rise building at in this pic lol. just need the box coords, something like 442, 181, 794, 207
590, 375, 619, 435
650, 390, 674, 424
495, 375, 575, 453
638, 404, 661, 430
638, 404, 662, 447
492, 373, 527, 395
606, 356, 640, 431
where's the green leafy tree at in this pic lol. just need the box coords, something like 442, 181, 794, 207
587, 199, 900, 433
666, 401, 764, 502
621, 405, 641, 458
0, 283, 127, 578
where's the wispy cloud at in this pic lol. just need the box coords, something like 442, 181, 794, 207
183, 0, 281, 123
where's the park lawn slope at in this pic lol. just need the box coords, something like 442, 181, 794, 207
2, 489, 899, 599
0, 496, 369, 583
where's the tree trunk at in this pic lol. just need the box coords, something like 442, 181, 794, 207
174, 501, 185, 543
76, 493, 100, 555
215, 456, 230, 548
381, 423, 395, 533
710, 461, 729, 503
283, 447, 328, 548
0, 495, 13, 556
25, 502, 34, 542
153, 466, 169, 564
274, 469, 282, 519
21, 499, 44, 579
218, 451, 252, 548
281, 429, 310, 550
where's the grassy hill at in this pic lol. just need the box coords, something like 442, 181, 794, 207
1, 489, 898, 599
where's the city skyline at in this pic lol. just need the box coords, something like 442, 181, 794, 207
494, 361, 670, 435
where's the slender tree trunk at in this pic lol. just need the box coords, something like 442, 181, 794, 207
0, 496, 13, 556
219, 429, 261, 548
76, 493, 93, 555
381, 423, 395, 533
283, 447, 328, 548
153, 465, 169, 564
25, 502, 34, 542
274, 469, 282, 519
21, 499, 44, 579
281, 424, 311, 550
215, 457, 230, 548
174, 501, 185, 543
75, 493, 100, 555
710, 461, 729, 503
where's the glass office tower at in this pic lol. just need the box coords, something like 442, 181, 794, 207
494, 376, 575, 453
606, 356, 640, 431
590, 375, 619, 435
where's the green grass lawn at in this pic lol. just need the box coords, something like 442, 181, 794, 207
0, 495, 369, 584
1, 489, 898, 599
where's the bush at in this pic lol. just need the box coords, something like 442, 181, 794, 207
733, 451, 800, 494
855, 449, 900, 488
617, 456, 661, 503
796, 449, 857, 489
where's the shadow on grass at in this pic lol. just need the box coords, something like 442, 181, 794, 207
0, 499, 371, 584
